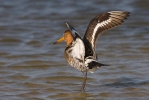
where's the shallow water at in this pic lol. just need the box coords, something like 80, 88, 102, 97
0, 0, 149, 100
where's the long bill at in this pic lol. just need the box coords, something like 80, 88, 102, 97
53, 36, 64, 44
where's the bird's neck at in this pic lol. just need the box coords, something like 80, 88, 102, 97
66, 37, 73, 46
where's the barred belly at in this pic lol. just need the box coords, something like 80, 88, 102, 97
64, 50, 87, 72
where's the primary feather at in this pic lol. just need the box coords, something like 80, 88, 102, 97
83, 11, 130, 58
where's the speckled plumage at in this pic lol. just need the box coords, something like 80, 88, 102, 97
53, 11, 130, 92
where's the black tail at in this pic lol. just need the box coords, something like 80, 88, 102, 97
98, 63, 109, 67
87, 61, 109, 73
88, 61, 109, 69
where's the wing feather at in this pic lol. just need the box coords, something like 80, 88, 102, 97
83, 11, 130, 58
65, 22, 81, 39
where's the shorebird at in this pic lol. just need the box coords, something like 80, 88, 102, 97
53, 11, 130, 92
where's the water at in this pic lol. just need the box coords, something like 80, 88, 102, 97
0, 0, 149, 100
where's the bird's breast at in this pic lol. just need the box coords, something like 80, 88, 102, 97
64, 38, 87, 71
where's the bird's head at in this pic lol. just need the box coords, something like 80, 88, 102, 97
53, 30, 73, 46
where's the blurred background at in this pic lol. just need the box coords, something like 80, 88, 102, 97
0, 0, 149, 100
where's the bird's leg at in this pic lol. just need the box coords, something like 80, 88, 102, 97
81, 70, 87, 92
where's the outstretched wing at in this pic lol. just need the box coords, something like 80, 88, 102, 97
65, 22, 81, 39
83, 11, 130, 58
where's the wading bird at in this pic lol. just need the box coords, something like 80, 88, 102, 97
53, 11, 130, 92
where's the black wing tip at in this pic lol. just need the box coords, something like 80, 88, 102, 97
125, 11, 130, 14
124, 11, 130, 17
64, 22, 81, 38
65, 22, 75, 30
124, 12, 130, 20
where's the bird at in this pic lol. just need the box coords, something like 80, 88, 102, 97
53, 11, 130, 92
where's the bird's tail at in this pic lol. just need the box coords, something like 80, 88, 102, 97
85, 56, 109, 73
98, 63, 109, 67
87, 61, 109, 73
